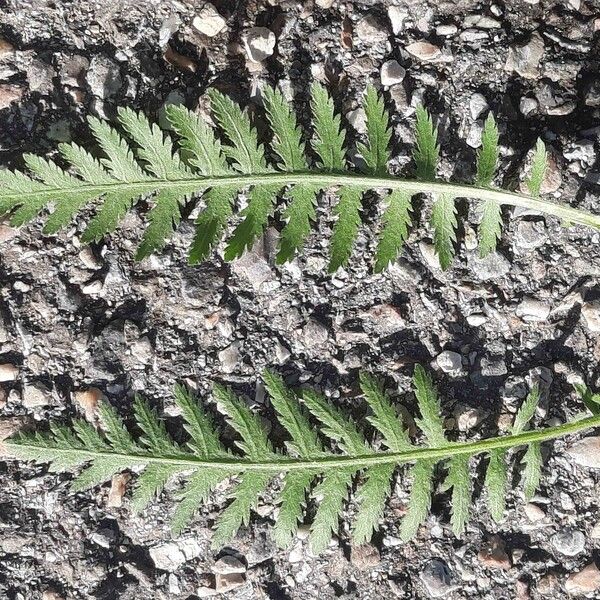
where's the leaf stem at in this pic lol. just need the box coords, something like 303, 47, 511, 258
8, 414, 600, 472
2, 172, 600, 231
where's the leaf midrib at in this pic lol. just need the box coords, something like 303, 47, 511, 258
4, 171, 599, 230
8, 413, 600, 472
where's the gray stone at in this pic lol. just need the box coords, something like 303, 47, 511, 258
469, 93, 489, 120
406, 41, 442, 62
505, 33, 544, 79
420, 559, 456, 597
356, 14, 388, 44
581, 301, 600, 332
22, 382, 50, 408
192, 7, 226, 37
468, 252, 510, 280
149, 538, 202, 571
516, 298, 550, 322
436, 350, 462, 373
550, 529, 585, 556
244, 27, 276, 62
380, 60, 405, 86
566, 436, 600, 468
218, 342, 242, 374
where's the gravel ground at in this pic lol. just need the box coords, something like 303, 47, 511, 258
1, 0, 600, 599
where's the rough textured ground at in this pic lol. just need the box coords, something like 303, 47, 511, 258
1, 0, 600, 598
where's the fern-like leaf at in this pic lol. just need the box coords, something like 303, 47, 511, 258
5, 368, 600, 553
2, 88, 598, 271
526, 139, 548, 197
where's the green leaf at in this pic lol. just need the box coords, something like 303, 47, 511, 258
212, 472, 272, 549
353, 463, 395, 545
478, 198, 502, 258
431, 194, 457, 271
276, 184, 320, 264
358, 85, 391, 175
476, 114, 499, 188
213, 384, 274, 459
526, 139, 547, 197
133, 396, 178, 455
413, 106, 439, 181
374, 190, 412, 272
262, 86, 307, 172
521, 442, 542, 501
328, 187, 363, 272
302, 390, 367, 455
484, 449, 507, 522
512, 385, 540, 435
71, 457, 128, 492
262, 370, 322, 457
360, 373, 411, 452
171, 467, 227, 536
400, 460, 434, 541
413, 366, 446, 448
574, 383, 600, 416
273, 470, 314, 548
310, 467, 355, 554
173, 384, 226, 458
310, 82, 346, 172
98, 402, 138, 453
131, 463, 185, 513
441, 456, 470, 536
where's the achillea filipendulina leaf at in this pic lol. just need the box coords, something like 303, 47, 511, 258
374, 189, 412, 273
359, 84, 392, 176
526, 139, 548, 197
413, 105, 439, 182
476, 114, 503, 257
1, 86, 599, 272
430, 193, 457, 271
484, 449, 507, 522
4, 368, 600, 553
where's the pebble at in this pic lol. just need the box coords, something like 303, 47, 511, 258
380, 60, 405, 86
149, 538, 202, 571
478, 535, 511, 570
436, 24, 458, 36
514, 220, 546, 250
468, 251, 510, 280
107, 473, 130, 508
516, 298, 550, 322
591, 521, 600, 539
0, 363, 19, 382
244, 27, 276, 62
566, 436, 600, 468
315, 0, 335, 7
523, 503, 546, 522
350, 544, 380, 570
469, 93, 489, 120
301, 319, 328, 348
218, 342, 242, 374
192, 6, 226, 37
355, 15, 388, 44
436, 350, 462, 373
505, 33, 544, 79
537, 572, 559, 595
550, 529, 585, 556
581, 301, 600, 332
0, 83, 25, 109
86, 56, 122, 100
520, 97, 538, 116
213, 555, 246, 574
74, 387, 102, 422
22, 382, 50, 408
419, 559, 456, 597
388, 6, 407, 35
406, 41, 442, 62
565, 563, 600, 594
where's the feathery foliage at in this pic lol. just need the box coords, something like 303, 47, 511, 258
5, 369, 600, 552
1, 84, 597, 272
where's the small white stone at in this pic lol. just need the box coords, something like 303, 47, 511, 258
523, 503, 546, 522
0, 363, 19, 382
380, 60, 406, 86
469, 93, 489, 120
466, 313, 487, 327
436, 350, 462, 373
520, 97, 538, 116
315, 0, 335, 7
213, 555, 246, 574
406, 41, 441, 62
516, 298, 550, 322
22, 383, 50, 408
388, 6, 408, 35
244, 27, 276, 62
581, 301, 600, 332
149, 538, 202, 571
436, 24, 458, 36
192, 6, 226, 37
